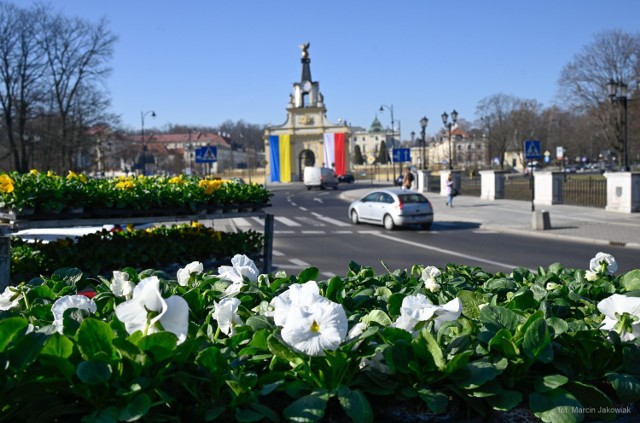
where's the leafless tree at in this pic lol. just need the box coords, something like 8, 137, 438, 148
0, 2, 46, 172
558, 29, 640, 168
476, 93, 524, 170
36, 9, 117, 171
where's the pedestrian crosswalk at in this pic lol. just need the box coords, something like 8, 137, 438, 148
230, 213, 360, 234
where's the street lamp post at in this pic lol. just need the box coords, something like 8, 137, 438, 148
441, 110, 458, 170
607, 79, 629, 171
420, 116, 428, 170
140, 110, 156, 175
380, 104, 396, 181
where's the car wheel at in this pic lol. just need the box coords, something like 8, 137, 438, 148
307, 186, 311, 190
383, 214, 395, 230
350, 210, 359, 224
421, 223, 432, 230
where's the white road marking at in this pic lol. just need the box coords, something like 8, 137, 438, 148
301, 230, 324, 234
274, 216, 301, 226
313, 198, 323, 204
289, 258, 310, 267
369, 232, 525, 271
299, 207, 308, 211
296, 216, 326, 226
272, 249, 285, 256
311, 212, 351, 227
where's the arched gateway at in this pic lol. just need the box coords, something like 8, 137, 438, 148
264, 43, 350, 182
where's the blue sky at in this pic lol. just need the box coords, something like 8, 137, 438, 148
17, 0, 640, 138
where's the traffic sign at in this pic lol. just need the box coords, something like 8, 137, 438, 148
195, 146, 217, 163
524, 140, 541, 160
392, 148, 411, 163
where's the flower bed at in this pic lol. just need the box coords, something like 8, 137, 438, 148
9, 223, 264, 283
1, 253, 639, 422
0, 171, 272, 218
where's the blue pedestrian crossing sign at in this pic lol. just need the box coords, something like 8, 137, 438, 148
524, 140, 541, 160
392, 148, 411, 163
195, 146, 217, 163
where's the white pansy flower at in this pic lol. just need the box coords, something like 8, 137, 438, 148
585, 270, 599, 281
359, 348, 390, 374
597, 294, 640, 342
280, 297, 348, 356
110, 271, 135, 299
424, 278, 441, 293
177, 261, 204, 286
0, 286, 22, 311
115, 276, 189, 344
546, 282, 559, 291
392, 294, 462, 334
421, 266, 441, 280
270, 280, 322, 327
421, 266, 442, 292
51, 295, 97, 334
212, 297, 243, 336
589, 252, 618, 275
218, 254, 260, 284
347, 322, 367, 341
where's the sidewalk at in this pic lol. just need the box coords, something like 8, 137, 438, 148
339, 182, 640, 249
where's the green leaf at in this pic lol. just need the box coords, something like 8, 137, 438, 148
235, 408, 265, 422
458, 290, 486, 320
245, 315, 273, 331
507, 289, 537, 311
362, 309, 392, 326
565, 381, 615, 421
196, 346, 227, 377
417, 330, 445, 371
454, 358, 504, 389
8, 332, 48, 371
92, 406, 119, 423
76, 359, 112, 384
529, 388, 583, 423
77, 318, 115, 360
488, 329, 520, 358
267, 334, 303, 365
523, 318, 553, 363
535, 375, 569, 392
0, 316, 29, 352
325, 276, 345, 302
621, 270, 640, 292
486, 389, 523, 411
41, 333, 74, 358
138, 332, 178, 362
283, 390, 330, 423
606, 372, 640, 403
480, 305, 523, 334
119, 393, 152, 422
337, 386, 373, 423
298, 266, 320, 283
417, 388, 449, 414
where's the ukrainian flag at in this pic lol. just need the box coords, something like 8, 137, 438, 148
269, 134, 291, 182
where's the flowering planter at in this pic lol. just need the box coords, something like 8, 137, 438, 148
1, 252, 638, 422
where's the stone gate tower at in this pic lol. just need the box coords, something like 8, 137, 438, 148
264, 43, 350, 182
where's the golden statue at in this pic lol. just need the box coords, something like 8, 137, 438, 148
299, 42, 310, 59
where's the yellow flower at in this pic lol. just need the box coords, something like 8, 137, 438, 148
126, 223, 134, 232
199, 179, 221, 195
191, 221, 202, 228
66, 171, 87, 182
115, 181, 134, 190
0, 174, 15, 193
169, 175, 184, 184
29, 169, 39, 175
46, 171, 57, 177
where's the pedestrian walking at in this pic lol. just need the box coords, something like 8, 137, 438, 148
446, 174, 456, 207
402, 167, 414, 191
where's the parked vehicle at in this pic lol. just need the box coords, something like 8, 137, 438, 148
337, 173, 355, 183
348, 188, 434, 230
303, 166, 339, 190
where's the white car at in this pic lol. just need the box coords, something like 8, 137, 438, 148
348, 188, 434, 230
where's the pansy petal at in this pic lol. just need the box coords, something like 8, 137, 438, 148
160, 296, 190, 344
115, 300, 148, 335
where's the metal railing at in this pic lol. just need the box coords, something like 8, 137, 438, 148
563, 176, 606, 208
459, 175, 481, 197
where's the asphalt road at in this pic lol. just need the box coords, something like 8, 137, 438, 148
241, 183, 639, 279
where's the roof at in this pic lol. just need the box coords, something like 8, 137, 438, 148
135, 131, 230, 147
369, 116, 384, 133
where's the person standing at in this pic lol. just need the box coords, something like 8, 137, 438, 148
402, 167, 414, 190
446, 174, 455, 207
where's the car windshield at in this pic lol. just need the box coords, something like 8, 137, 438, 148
398, 193, 428, 204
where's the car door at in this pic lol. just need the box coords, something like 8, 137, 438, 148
370, 192, 394, 223
357, 192, 380, 221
